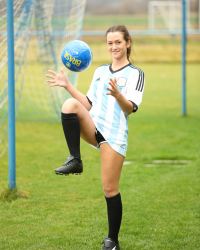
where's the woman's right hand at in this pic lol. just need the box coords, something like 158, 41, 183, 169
46, 68, 70, 88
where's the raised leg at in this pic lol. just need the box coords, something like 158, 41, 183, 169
62, 98, 97, 146
55, 98, 97, 175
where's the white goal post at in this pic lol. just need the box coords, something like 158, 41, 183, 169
148, 0, 190, 30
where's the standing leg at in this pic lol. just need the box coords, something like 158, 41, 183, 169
100, 143, 124, 250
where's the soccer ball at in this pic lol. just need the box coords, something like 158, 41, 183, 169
61, 40, 93, 72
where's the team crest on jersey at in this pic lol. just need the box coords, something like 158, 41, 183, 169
66, 62, 71, 68
117, 77, 127, 87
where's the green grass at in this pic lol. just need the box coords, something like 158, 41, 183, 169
83, 15, 148, 30
1, 13, 199, 31
88, 41, 200, 63
0, 62, 200, 249
83, 14, 199, 30
0, 188, 29, 202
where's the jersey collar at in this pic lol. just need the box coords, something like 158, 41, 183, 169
109, 62, 131, 74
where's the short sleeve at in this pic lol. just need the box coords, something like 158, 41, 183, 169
125, 69, 145, 112
86, 68, 99, 105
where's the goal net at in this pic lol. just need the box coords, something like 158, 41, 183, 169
148, 0, 190, 30
0, 0, 86, 157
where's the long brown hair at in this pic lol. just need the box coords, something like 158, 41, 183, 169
106, 25, 132, 62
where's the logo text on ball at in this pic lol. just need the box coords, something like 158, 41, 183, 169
64, 51, 81, 66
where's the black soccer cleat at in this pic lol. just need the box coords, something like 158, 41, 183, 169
101, 238, 120, 250
55, 155, 83, 176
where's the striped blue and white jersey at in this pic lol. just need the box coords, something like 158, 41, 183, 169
86, 63, 145, 156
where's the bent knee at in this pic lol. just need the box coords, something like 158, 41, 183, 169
103, 184, 118, 198
62, 98, 79, 114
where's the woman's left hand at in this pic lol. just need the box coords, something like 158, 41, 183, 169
106, 77, 121, 99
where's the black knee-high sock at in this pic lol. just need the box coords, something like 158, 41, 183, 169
61, 112, 81, 160
105, 193, 122, 244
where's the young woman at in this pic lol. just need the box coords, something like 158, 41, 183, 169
46, 25, 145, 250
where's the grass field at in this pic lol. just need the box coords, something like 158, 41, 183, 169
0, 53, 200, 249
88, 39, 200, 63
1, 7, 200, 249
83, 14, 199, 30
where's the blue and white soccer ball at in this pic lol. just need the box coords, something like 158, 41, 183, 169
61, 40, 93, 72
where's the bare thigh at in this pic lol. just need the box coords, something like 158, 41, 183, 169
62, 98, 97, 147
100, 143, 124, 198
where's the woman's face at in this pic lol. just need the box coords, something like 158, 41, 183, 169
107, 31, 130, 61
